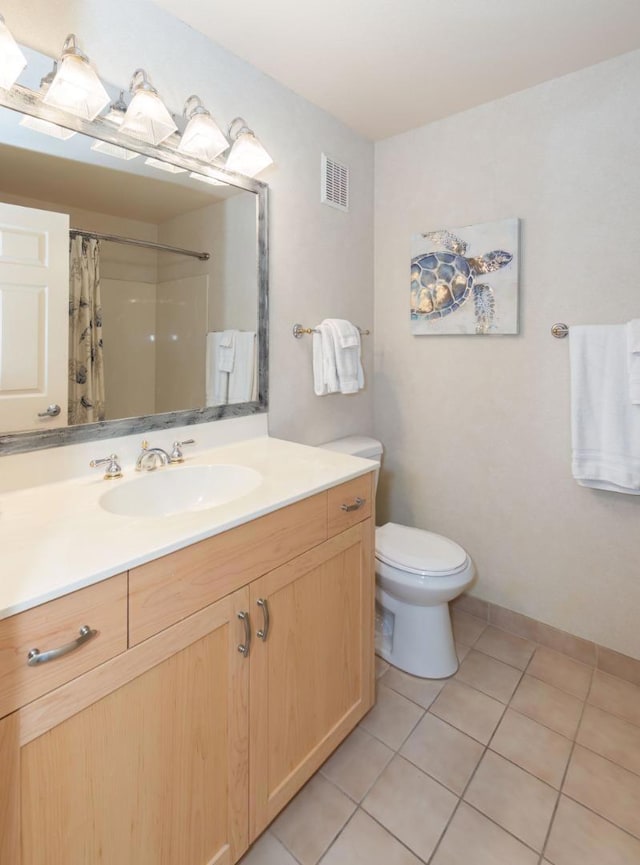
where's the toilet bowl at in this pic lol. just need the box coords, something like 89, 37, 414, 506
319, 436, 476, 679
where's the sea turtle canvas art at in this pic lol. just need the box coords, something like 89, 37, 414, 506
411, 218, 519, 335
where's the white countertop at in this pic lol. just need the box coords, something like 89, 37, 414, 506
0, 436, 376, 621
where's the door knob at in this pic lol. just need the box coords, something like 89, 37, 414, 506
37, 404, 61, 418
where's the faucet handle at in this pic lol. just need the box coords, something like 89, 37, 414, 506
90, 454, 122, 480
170, 439, 195, 463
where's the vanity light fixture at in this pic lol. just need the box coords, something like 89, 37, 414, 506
91, 93, 139, 160
120, 68, 177, 145
42, 34, 110, 121
0, 13, 27, 90
225, 117, 273, 177
178, 95, 228, 162
20, 63, 77, 140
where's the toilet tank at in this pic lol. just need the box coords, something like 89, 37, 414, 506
319, 436, 383, 493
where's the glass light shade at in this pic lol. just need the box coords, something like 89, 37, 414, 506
178, 112, 228, 162
0, 17, 27, 90
189, 171, 223, 186
92, 140, 139, 161
120, 90, 177, 145
20, 115, 76, 140
43, 54, 109, 121
145, 157, 186, 174
225, 130, 273, 177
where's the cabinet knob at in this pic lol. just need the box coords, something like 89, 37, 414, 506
27, 625, 97, 666
237, 611, 251, 657
341, 497, 365, 513
257, 598, 270, 641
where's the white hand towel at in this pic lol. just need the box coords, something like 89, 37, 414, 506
627, 319, 640, 404
228, 331, 256, 404
312, 322, 339, 396
571, 325, 640, 494
217, 329, 236, 373
205, 332, 229, 406
325, 319, 364, 394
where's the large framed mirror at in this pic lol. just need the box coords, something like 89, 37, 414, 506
0, 58, 268, 456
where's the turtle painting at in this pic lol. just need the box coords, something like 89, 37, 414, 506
410, 219, 519, 335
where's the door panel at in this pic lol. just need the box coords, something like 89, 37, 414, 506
0, 202, 69, 431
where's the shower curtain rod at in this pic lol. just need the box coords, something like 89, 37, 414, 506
69, 228, 210, 261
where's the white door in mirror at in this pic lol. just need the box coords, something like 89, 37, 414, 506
98, 464, 263, 518
0, 202, 69, 431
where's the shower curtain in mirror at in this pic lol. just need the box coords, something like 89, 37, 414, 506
68, 236, 105, 424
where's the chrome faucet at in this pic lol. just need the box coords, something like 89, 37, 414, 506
135, 440, 171, 472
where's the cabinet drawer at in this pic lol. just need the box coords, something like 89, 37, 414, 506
129, 492, 328, 646
327, 473, 373, 537
0, 573, 127, 719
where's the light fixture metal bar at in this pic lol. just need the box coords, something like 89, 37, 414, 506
70, 228, 210, 260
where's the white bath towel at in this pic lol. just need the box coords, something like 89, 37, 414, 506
325, 319, 364, 394
228, 331, 256, 404
312, 322, 339, 396
205, 332, 229, 406
627, 319, 640, 404
218, 329, 236, 373
571, 325, 640, 494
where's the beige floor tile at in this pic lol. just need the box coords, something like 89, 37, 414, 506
563, 745, 640, 839
528, 647, 593, 699
452, 610, 487, 647
431, 802, 538, 865
320, 727, 393, 802
474, 626, 536, 670
375, 656, 390, 679
239, 832, 299, 865
589, 670, 640, 727
490, 708, 572, 789
577, 704, 640, 776
456, 650, 522, 703
431, 679, 505, 744
381, 665, 446, 709
359, 684, 424, 749
545, 796, 640, 865
597, 646, 640, 687
464, 751, 557, 851
510, 675, 583, 739
362, 755, 457, 861
401, 711, 484, 795
456, 642, 471, 663
319, 809, 422, 865
271, 774, 356, 865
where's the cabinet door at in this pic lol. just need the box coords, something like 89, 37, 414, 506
0, 587, 250, 865
249, 520, 374, 838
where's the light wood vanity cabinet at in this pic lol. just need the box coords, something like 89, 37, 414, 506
0, 473, 375, 865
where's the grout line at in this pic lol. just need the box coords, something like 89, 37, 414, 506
558, 791, 640, 845
537, 664, 594, 864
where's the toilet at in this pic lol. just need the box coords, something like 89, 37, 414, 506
320, 436, 475, 678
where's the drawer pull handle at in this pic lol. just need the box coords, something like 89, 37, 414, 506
237, 611, 251, 657
341, 497, 365, 513
27, 625, 96, 667
257, 598, 270, 641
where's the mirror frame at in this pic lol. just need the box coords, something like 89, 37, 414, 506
0, 84, 268, 456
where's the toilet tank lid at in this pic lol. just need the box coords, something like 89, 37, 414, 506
376, 523, 468, 574
319, 435, 383, 460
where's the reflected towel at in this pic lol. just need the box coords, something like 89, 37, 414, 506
228, 331, 256, 404
571, 325, 640, 494
627, 319, 640, 404
205, 332, 229, 406
218, 329, 236, 373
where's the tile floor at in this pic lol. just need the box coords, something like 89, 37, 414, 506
240, 610, 640, 865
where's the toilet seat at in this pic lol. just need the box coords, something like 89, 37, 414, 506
375, 522, 468, 577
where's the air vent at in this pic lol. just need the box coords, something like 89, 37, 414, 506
321, 153, 349, 212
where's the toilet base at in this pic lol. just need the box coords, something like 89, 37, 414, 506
375, 586, 458, 679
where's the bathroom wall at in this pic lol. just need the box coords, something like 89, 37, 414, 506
374, 50, 640, 659
5, 0, 375, 444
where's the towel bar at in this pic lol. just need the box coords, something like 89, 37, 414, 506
551, 323, 569, 338
293, 323, 371, 339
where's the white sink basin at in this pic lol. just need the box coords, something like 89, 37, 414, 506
99, 464, 262, 518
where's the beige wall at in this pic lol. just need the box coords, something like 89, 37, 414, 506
5, 0, 375, 444
374, 51, 640, 659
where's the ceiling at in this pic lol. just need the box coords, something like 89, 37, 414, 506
152, 0, 640, 140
